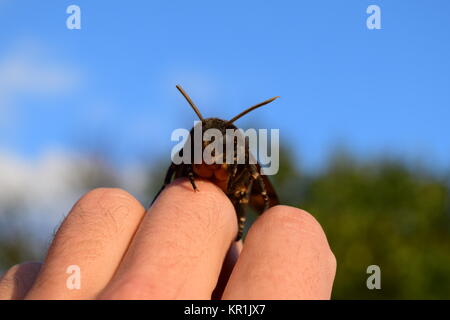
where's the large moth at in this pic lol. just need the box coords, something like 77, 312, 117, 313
152, 85, 279, 240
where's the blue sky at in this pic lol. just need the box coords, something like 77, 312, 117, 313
1, 0, 449, 171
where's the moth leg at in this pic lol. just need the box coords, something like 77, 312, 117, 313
249, 164, 270, 211
226, 163, 238, 194
236, 177, 253, 240
227, 164, 249, 199
187, 165, 198, 191
226, 150, 245, 194
228, 169, 253, 240
151, 163, 177, 205
235, 202, 246, 240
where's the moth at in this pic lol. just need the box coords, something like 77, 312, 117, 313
152, 85, 279, 240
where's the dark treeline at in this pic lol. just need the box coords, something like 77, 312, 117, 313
269, 148, 450, 299
1, 148, 449, 299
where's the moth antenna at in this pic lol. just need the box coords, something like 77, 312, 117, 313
176, 85, 205, 121
226, 96, 280, 125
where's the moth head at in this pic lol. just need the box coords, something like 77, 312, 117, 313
176, 85, 279, 164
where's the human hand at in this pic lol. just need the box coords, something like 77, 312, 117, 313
0, 178, 336, 300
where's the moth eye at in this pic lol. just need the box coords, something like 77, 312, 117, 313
235, 190, 245, 197
234, 190, 241, 197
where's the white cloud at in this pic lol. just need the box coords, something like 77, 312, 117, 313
0, 149, 149, 243
0, 150, 80, 237
0, 150, 76, 204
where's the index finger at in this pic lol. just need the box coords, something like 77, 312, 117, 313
99, 178, 237, 299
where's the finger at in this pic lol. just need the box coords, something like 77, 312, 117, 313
212, 241, 242, 300
222, 206, 336, 299
0, 262, 42, 299
26, 188, 146, 299
99, 178, 237, 299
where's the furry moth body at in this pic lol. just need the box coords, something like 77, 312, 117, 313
152, 85, 280, 240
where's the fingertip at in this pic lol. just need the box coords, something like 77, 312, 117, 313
153, 178, 237, 241
101, 178, 238, 299
0, 262, 42, 300
76, 187, 145, 217
251, 205, 336, 275
223, 205, 336, 299
158, 178, 231, 204
26, 188, 146, 299
254, 205, 328, 238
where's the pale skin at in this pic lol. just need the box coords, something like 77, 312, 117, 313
0, 178, 336, 300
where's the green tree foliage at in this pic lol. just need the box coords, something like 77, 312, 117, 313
0, 202, 40, 273
1, 148, 449, 298
271, 149, 450, 299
